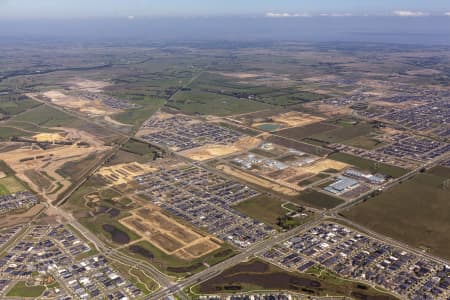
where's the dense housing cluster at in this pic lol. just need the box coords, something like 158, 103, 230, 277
262, 223, 450, 300
381, 100, 450, 137
135, 165, 274, 248
378, 135, 449, 162
0, 224, 142, 300
0, 191, 39, 215
141, 115, 243, 151
77, 91, 137, 110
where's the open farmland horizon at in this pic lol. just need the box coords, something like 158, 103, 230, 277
0, 3, 450, 299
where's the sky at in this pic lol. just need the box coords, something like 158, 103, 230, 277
0, 0, 450, 18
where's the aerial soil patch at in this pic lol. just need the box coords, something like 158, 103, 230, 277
120, 206, 221, 260
216, 164, 299, 196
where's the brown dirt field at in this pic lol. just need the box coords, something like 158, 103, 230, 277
137, 208, 200, 243
1, 128, 110, 201
97, 162, 157, 186
120, 206, 221, 259
183, 238, 220, 257
271, 111, 324, 127
216, 72, 260, 79
34, 90, 117, 116
151, 232, 185, 253
68, 79, 110, 93
216, 164, 299, 196
180, 136, 261, 161
180, 144, 241, 161
33, 133, 64, 143
0, 203, 45, 227
298, 159, 349, 174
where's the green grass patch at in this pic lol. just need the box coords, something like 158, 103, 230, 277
233, 195, 290, 229
124, 240, 236, 278
309, 123, 375, 145
0, 176, 26, 194
343, 167, 450, 259
168, 89, 273, 116
329, 152, 408, 178
6, 281, 46, 298
292, 189, 344, 209
342, 135, 385, 150
112, 98, 165, 128
191, 259, 398, 299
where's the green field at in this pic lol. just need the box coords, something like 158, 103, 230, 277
12, 104, 80, 127
124, 240, 236, 278
0, 96, 40, 116
329, 152, 408, 178
233, 195, 293, 229
292, 189, 344, 209
6, 281, 46, 298
112, 97, 165, 127
191, 259, 398, 299
309, 123, 376, 145
342, 135, 385, 150
169, 89, 273, 116
0, 176, 26, 194
343, 167, 450, 259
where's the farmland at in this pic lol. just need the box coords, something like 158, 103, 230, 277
343, 167, 450, 259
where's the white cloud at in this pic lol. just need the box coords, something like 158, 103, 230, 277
445, 12, 450, 16
265, 12, 310, 18
319, 13, 353, 17
393, 10, 428, 17
127, 15, 135, 20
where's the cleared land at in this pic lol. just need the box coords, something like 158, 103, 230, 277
97, 162, 157, 186
343, 167, 450, 259
270, 111, 324, 127
0, 128, 111, 200
216, 164, 299, 196
120, 206, 221, 260
180, 136, 261, 161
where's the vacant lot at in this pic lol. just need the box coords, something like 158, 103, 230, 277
0, 176, 26, 195
268, 135, 331, 156
292, 189, 344, 209
6, 281, 46, 298
125, 240, 235, 278
308, 123, 375, 145
216, 164, 299, 196
343, 167, 450, 259
192, 259, 398, 299
276, 122, 337, 140
169, 89, 273, 116
329, 152, 408, 178
120, 207, 220, 259
233, 195, 289, 229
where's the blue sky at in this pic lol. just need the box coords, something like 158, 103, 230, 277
1, 0, 450, 18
